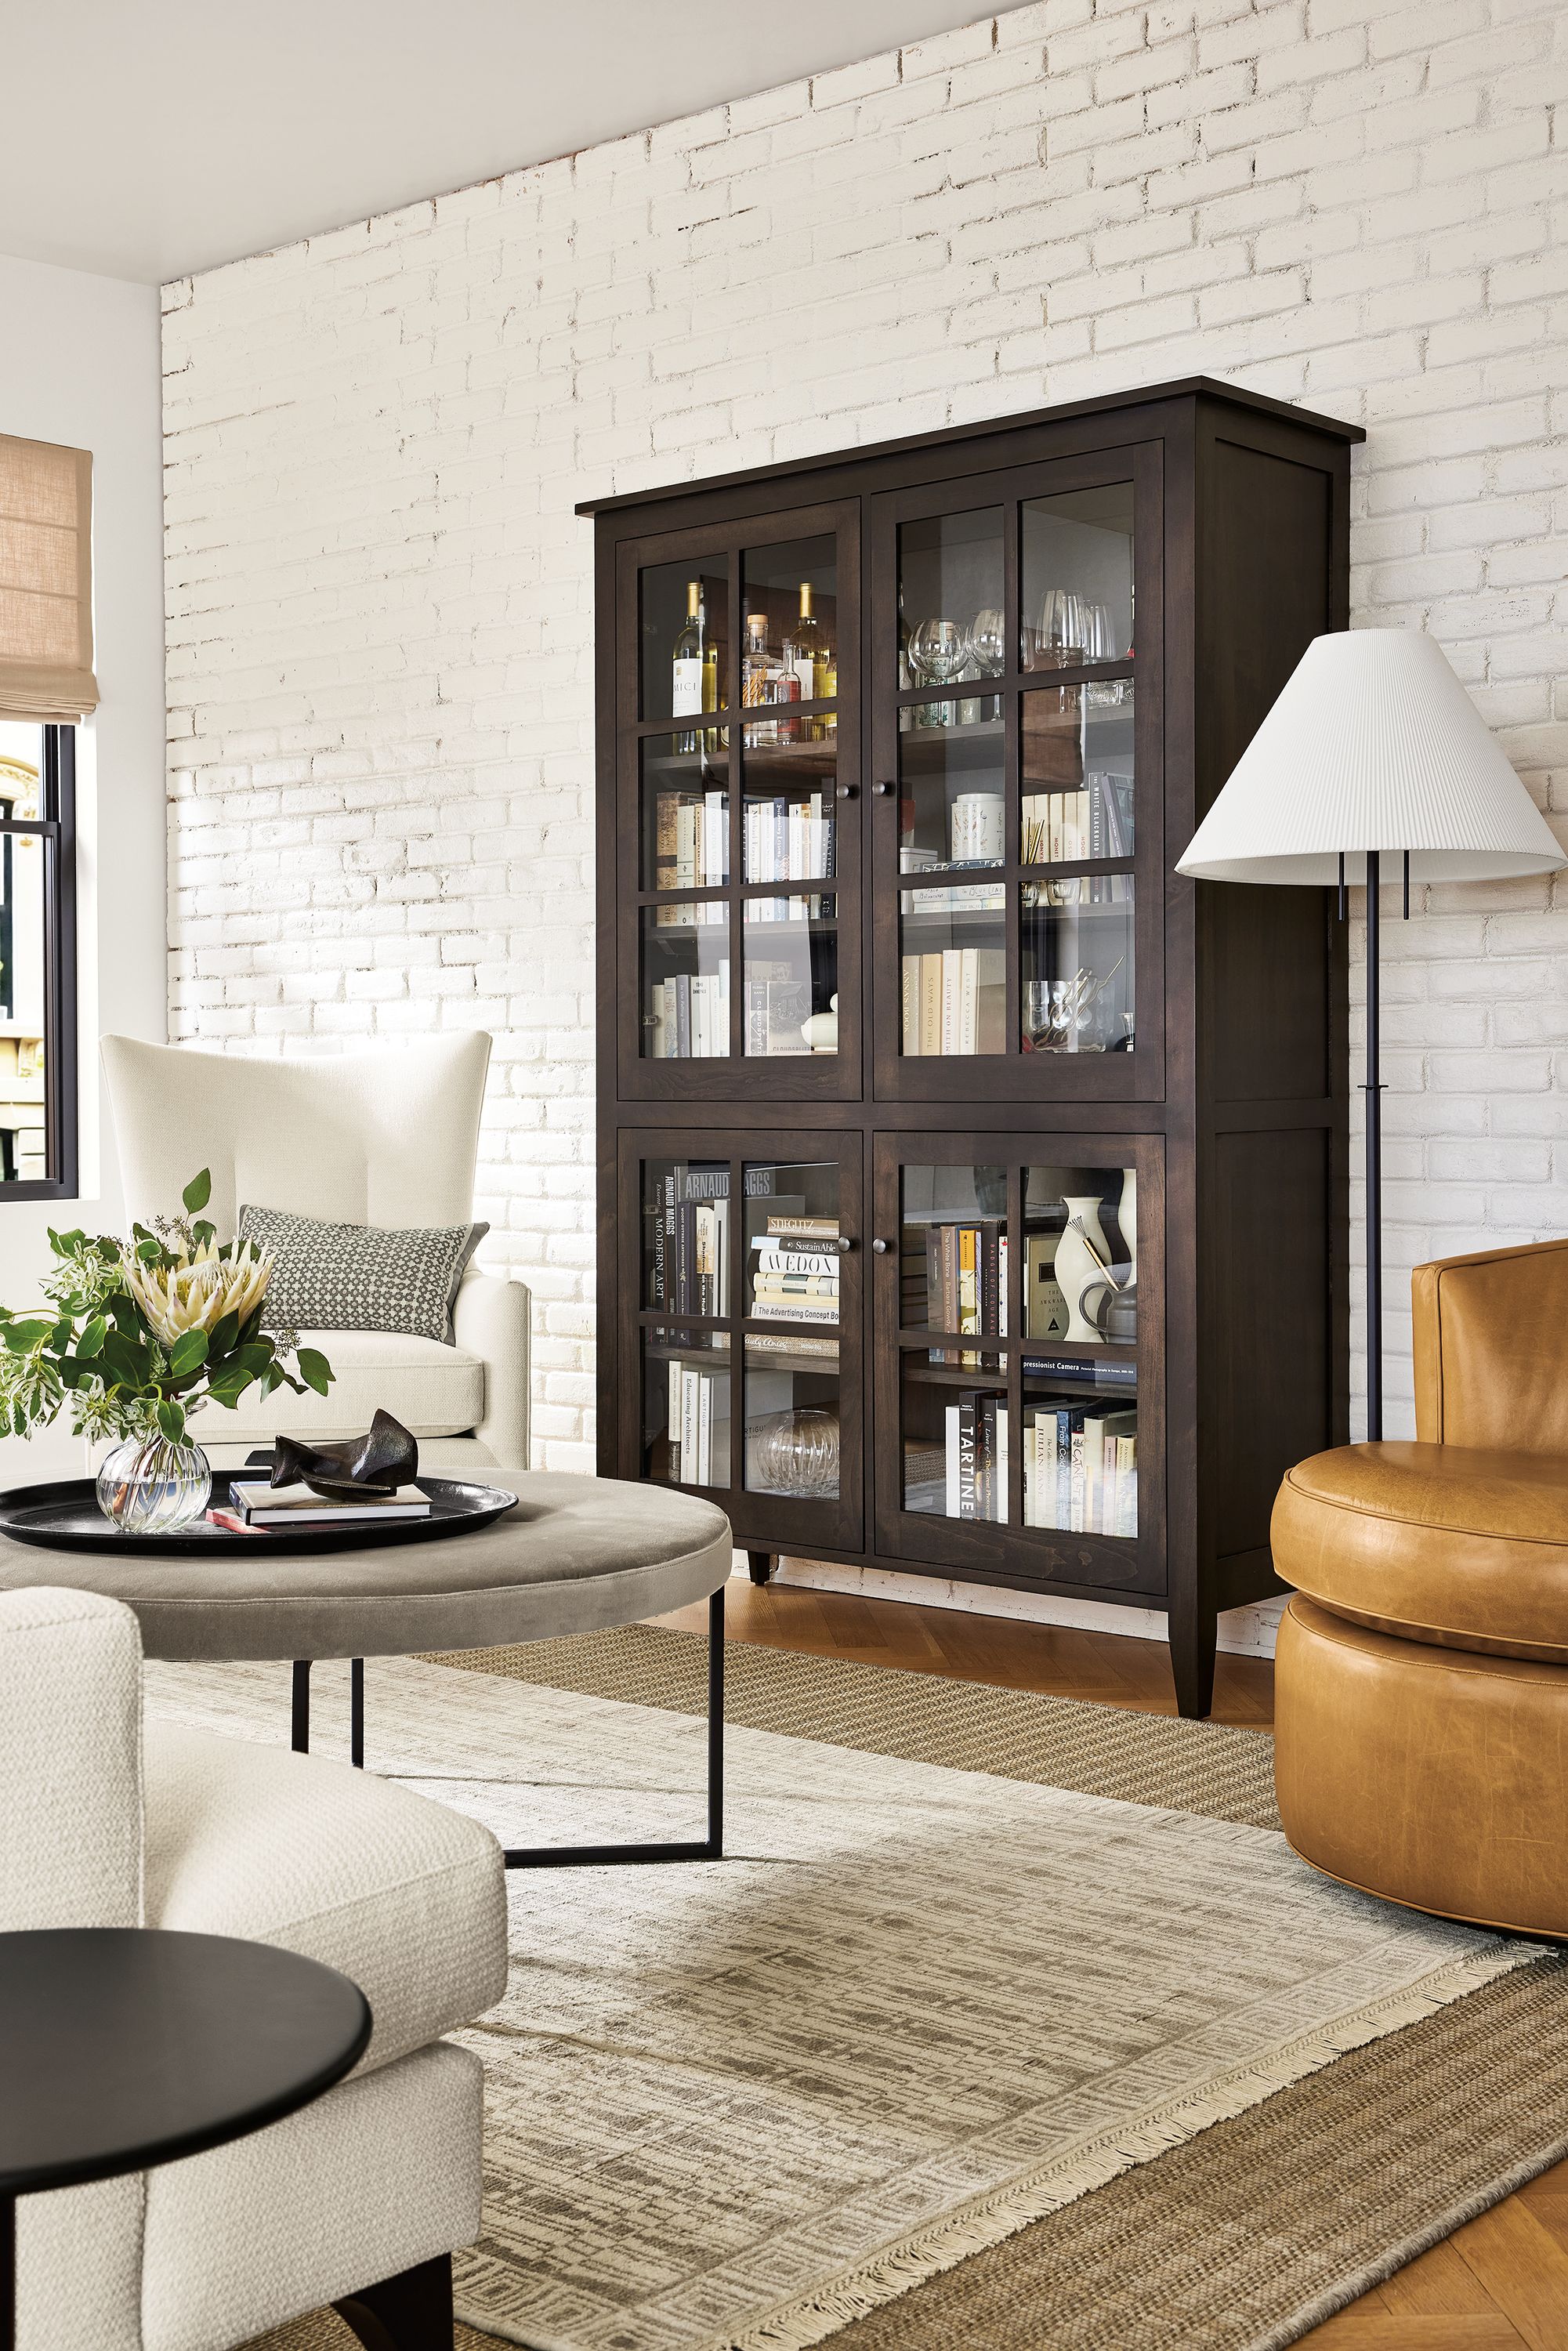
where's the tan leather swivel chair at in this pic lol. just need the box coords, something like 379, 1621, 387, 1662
1272, 1237, 1568, 1938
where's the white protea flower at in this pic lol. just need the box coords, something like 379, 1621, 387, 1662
121, 1237, 273, 1348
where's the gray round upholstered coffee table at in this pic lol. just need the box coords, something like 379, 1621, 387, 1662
0, 1471, 733, 1871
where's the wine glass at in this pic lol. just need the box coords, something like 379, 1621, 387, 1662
1035, 589, 1087, 667
907, 618, 965, 726
969, 607, 1005, 720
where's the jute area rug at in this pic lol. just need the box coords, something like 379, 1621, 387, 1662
138, 1632, 1560, 2351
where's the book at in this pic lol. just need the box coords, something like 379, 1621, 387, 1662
766, 1214, 837, 1239
1022, 1353, 1136, 1390
232, 1480, 431, 1526
920, 953, 943, 1056
752, 1243, 836, 1277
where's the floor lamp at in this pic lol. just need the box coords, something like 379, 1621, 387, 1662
1176, 629, 1563, 1440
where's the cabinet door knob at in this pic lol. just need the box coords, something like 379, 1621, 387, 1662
874, 780, 894, 795
871, 1237, 891, 1255
836, 782, 856, 800
835, 1233, 856, 1252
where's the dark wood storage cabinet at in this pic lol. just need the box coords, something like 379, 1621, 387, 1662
584, 379, 1360, 1716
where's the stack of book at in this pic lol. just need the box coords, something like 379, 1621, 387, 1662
648, 1166, 730, 1316
943, 1393, 1009, 1521
1021, 771, 1133, 866
648, 964, 730, 1059
750, 1214, 839, 1330
900, 946, 1006, 1056
744, 793, 835, 884
908, 1217, 1008, 1362
654, 788, 728, 897
665, 1358, 729, 1487
228, 1480, 432, 1528
1023, 1403, 1137, 1535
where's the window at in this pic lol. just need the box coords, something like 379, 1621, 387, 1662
0, 719, 76, 1195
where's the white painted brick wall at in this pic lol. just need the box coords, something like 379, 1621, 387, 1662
162, 0, 1568, 1482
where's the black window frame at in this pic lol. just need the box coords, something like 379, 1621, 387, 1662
0, 723, 78, 1201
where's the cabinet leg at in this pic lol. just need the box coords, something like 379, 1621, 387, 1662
1171, 1614, 1217, 1721
746, 1551, 777, 1587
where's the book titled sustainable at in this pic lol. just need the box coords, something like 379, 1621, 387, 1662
232, 1480, 432, 1527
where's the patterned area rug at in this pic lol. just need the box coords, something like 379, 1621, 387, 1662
143, 1644, 1537, 2351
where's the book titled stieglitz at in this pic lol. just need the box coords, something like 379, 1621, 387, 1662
231, 1480, 433, 1527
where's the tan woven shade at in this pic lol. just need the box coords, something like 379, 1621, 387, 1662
0, 433, 98, 723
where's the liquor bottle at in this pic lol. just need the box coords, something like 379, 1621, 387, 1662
672, 581, 705, 751
784, 581, 828, 743
742, 611, 777, 745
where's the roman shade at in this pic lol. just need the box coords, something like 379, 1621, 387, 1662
0, 432, 99, 723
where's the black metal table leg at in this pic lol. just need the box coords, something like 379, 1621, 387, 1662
504, 1583, 726, 1870
291, 1660, 311, 1754
350, 1658, 364, 1769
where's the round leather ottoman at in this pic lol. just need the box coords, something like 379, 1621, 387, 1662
1272, 1440, 1568, 1938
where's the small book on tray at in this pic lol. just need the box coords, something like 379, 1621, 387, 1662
230, 1480, 431, 1527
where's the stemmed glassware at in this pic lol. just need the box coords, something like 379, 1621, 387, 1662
907, 618, 966, 726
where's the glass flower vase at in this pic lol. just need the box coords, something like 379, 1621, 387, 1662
96, 1430, 212, 1536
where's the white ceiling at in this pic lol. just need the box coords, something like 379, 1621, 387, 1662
4, 2, 1010, 285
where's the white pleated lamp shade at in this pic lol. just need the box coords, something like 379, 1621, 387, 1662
1177, 629, 1564, 886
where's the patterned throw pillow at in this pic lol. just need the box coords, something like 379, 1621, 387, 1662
237, 1205, 488, 1346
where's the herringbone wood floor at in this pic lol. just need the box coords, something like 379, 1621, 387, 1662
659, 1577, 1568, 2350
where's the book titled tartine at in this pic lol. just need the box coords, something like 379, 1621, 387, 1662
230, 1480, 433, 1527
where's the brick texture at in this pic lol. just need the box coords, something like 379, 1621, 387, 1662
161, 0, 1568, 1469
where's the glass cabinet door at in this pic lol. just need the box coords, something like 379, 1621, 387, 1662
871, 450, 1161, 1099
620, 1131, 863, 1549
618, 507, 859, 1098
872, 1133, 1162, 1592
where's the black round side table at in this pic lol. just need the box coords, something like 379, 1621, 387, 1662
0, 1928, 371, 2347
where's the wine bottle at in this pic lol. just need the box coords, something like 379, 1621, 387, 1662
672, 582, 705, 750
742, 611, 777, 745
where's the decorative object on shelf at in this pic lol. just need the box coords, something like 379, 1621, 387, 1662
749, 1404, 840, 1497
1055, 1195, 1114, 1346
1119, 1166, 1138, 1282
951, 790, 1004, 864
800, 992, 839, 1054
1178, 628, 1565, 1437
0, 1168, 333, 1535
273, 1407, 419, 1503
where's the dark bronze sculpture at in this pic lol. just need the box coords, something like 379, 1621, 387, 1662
271, 1408, 419, 1502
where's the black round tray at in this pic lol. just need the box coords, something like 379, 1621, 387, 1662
0, 1473, 519, 1558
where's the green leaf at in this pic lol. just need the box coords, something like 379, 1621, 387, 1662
76, 1317, 107, 1359
191, 1219, 215, 1250
168, 1329, 208, 1376
155, 1396, 186, 1444
208, 1310, 240, 1360
4, 1320, 55, 1353
295, 1346, 333, 1396
135, 1237, 161, 1264
181, 1169, 212, 1215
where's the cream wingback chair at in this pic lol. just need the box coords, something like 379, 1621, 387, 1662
100, 1033, 528, 1472
4, 1583, 509, 2349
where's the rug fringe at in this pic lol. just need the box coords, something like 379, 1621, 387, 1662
712, 1939, 1537, 2351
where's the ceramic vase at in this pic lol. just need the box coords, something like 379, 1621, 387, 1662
1055, 1194, 1112, 1346
1119, 1167, 1138, 1280
96, 1430, 212, 1535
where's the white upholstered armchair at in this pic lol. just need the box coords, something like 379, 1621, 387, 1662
100, 1032, 529, 1472
3, 1582, 508, 2349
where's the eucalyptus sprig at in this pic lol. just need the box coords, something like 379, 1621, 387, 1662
0, 1169, 332, 1445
